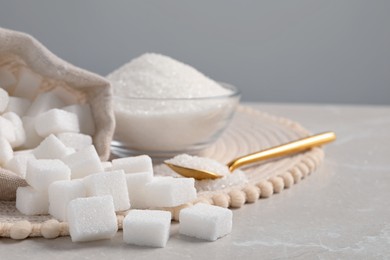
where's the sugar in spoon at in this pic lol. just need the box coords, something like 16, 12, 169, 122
164, 131, 336, 180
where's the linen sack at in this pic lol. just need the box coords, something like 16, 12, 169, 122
0, 28, 115, 200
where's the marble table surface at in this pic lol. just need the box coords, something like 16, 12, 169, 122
1, 103, 389, 259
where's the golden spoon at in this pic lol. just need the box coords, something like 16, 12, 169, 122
164, 131, 336, 180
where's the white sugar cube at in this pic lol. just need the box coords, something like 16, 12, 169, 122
25, 159, 71, 191
33, 134, 69, 159
84, 170, 130, 211
56, 132, 92, 151
13, 67, 42, 100
112, 155, 153, 174
26, 91, 65, 117
16, 186, 49, 215
0, 116, 16, 144
0, 137, 13, 166
62, 145, 103, 179
67, 195, 118, 242
179, 203, 233, 241
21, 116, 44, 149
0, 88, 9, 113
0, 68, 17, 93
3, 112, 26, 148
123, 210, 171, 248
126, 172, 153, 209
63, 104, 95, 136
35, 109, 79, 137
5, 96, 31, 117
48, 179, 86, 221
4, 152, 35, 178
101, 161, 113, 171
144, 177, 197, 208
46, 87, 79, 106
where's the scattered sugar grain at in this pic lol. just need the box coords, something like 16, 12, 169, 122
67, 195, 118, 242
123, 210, 171, 248
16, 186, 49, 215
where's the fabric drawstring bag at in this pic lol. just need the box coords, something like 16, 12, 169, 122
0, 28, 115, 200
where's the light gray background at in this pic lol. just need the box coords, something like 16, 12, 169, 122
1, 1, 389, 104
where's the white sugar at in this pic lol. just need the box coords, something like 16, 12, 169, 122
108, 53, 231, 99
157, 154, 248, 192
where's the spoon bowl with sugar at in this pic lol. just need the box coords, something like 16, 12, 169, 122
164, 131, 336, 180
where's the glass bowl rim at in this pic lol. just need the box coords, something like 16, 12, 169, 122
112, 82, 241, 102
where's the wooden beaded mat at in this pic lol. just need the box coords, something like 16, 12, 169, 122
0, 105, 325, 239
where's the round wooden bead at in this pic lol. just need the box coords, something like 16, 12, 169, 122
212, 193, 230, 208
242, 185, 260, 203
228, 190, 246, 208
257, 181, 273, 198
41, 219, 60, 239
269, 176, 284, 193
281, 172, 294, 188
10, 221, 32, 240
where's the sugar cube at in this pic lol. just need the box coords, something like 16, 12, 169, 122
62, 145, 103, 179
34, 109, 79, 137
63, 104, 95, 135
21, 116, 44, 149
3, 112, 26, 148
48, 179, 86, 221
179, 203, 233, 241
126, 172, 153, 209
0, 88, 9, 113
4, 152, 35, 178
16, 186, 49, 215
144, 177, 197, 208
0, 68, 17, 93
46, 87, 79, 106
56, 132, 92, 151
0, 137, 13, 166
111, 155, 153, 174
33, 134, 69, 159
123, 210, 171, 247
5, 96, 31, 116
26, 91, 65, 117
25, 159, 71, 191
101, 161, 112, 171
13, 67, 42, 100
84, 170, 130, 211
0, 116, 16, 144
67, 195, 118, 242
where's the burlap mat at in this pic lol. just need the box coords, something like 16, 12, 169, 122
0, 106, 325, 239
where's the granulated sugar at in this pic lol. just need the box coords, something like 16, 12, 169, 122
156, 154, 248, 192
107, 53, 231, 99
108, 53, 239, 154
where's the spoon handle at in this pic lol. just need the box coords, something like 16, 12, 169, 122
226, 131, 336, 172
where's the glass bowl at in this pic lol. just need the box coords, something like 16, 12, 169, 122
111, 83, 241, 159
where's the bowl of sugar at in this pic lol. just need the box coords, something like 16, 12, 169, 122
108, 53, 240, 159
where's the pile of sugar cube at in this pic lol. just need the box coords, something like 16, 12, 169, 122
0, 66, 233, 246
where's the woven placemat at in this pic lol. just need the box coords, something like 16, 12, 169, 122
0, 105, 325, 239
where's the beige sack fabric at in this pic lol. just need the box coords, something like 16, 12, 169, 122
0, 28, 115, 200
